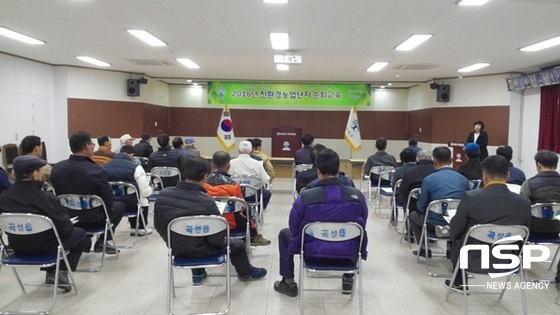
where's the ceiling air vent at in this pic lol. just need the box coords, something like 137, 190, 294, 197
127, 59, 174, 66
394, 64, 440, 70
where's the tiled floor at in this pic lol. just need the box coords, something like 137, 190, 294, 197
1, 178, 560, 314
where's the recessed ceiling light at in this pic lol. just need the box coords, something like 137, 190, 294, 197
270, 32, 289, 50
193, 83, 199, 86
380, 86, 386, 89
276, 64, 289, 71
177, 58, 200, 69
264, 0, 288, 3
456, 0, 490, 6
387, 83, 392, 86
457, 62, 491, 73
520, 35, 560, 52
75, 56, 110, 67
366, 62, 389, 72
127, 29, 166, 47
395, 34, 432, 51
0, 27, 44, 45
186, 79, 192, 83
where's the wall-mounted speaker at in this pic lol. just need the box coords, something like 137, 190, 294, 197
127, 79, 140, 96
437, 84, 450, 102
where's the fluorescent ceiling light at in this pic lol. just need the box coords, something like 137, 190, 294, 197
366, 62, 389, 72
276, 64, 289, 71
186, 79, 192, 83
264, 0, 288, 3
270, 32, 289, 50
456, 0, 490, 6
457, 62, 491, 73
127, 29, 166, 46
75, 56, 110, 67
0, 27, 44, 45
395, 34, 432, 51
176, 58, 200, 69
520, 35, 560, 52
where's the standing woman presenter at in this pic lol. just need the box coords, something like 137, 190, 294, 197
466, 120, 488, 161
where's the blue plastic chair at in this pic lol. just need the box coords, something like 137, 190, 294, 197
57, 194, 119, 272
445, 224, 529, 315
299, 222, 365, 315
0, 213, 78, 314
166, 215, 231, 315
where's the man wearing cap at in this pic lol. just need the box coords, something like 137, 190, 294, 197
104, 145, 153, 237
115, 134, 134, 153
20, 135, 52, 182
183, 137, 201, 157
92, 135, 116, 165
0, 156, 90, 291
229, 140, 272, 209
455, 143, 483, 180
51, 131, 125, 255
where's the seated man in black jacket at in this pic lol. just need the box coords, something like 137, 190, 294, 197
51, 131, 125, 255
0, 156, 90, 291
154, 156, 267, 285
148, 134, 184, 187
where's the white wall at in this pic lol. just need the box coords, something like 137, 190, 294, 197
67, 68, 170, 106
512, 88, 541, 178
0, 54, 56, 166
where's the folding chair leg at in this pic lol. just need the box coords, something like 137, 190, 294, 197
549, 246, 560, 271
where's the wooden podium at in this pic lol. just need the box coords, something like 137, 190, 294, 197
271, 125, 302, 158
448, 142, 466, 168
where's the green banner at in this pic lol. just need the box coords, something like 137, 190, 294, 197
208, 82, 370, 106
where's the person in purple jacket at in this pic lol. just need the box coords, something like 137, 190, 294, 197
273, 148, 368, 297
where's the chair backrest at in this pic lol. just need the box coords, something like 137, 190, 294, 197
460, 224, 529, 273
133, 156, 150, 166
41, 181, 56, 195
294, 163, 313, 175
370, 166, 395, 186
0, 213, 58, 238
426, 198, 461, 216
231, 174, 262, 188
212, 196, 248, 214
167, 215, 229, 248
2, 143, 19, 172
108, 181, 140, 203
469, 179, 482, 190
300, 222, 364, 258
531, 202, 560, 219
150, 167, 181, 188
57, 194, 109, 225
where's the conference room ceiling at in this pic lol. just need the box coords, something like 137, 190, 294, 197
1, 0, 560, 88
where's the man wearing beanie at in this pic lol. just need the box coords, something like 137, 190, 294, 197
456, 143, 483, 181
0, 156, 90, 291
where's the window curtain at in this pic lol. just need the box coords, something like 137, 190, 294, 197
538, 84, 560, 152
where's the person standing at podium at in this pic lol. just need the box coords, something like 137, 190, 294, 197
465, 120, 489, 161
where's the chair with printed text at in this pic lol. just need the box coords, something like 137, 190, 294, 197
299, 222, 365, 315
57, 194, 119, 272
526, 203, 560, 274
0, 213, 78, 314
417, 199, 461, 277
109, 181, 148, 248
150, 166, 181, 189
445, 224, 529, 315
166, 215, 231, 315
400, 187, 421, 248
212, 196, 251, 253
